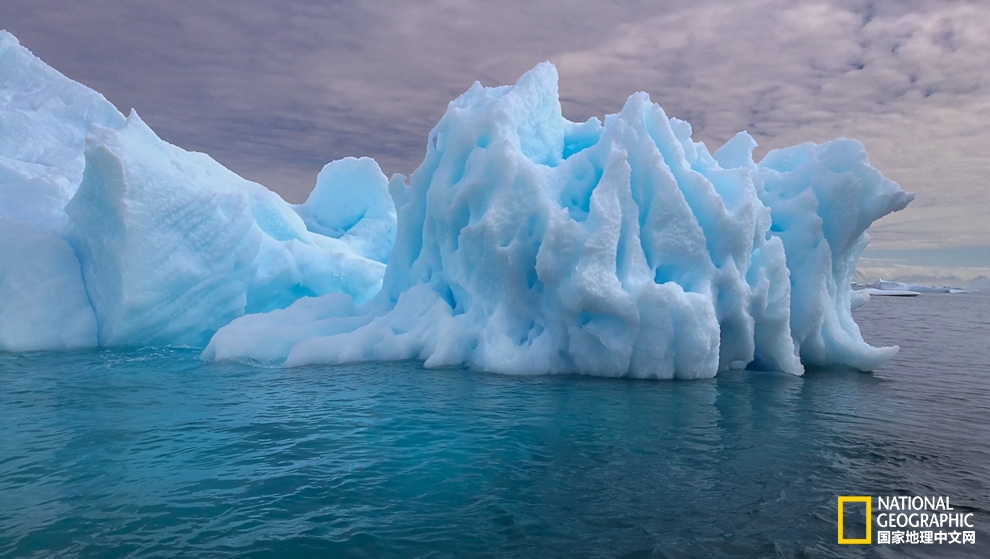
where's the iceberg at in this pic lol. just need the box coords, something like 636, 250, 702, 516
0, 31, 394, 350
867, 279, 967, 294
1, 29, 914, 376
204, 63, 914, 377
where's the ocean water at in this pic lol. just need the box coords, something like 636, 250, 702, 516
1, 293, 987, 558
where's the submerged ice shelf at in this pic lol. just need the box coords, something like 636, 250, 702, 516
0, 31, 914, 377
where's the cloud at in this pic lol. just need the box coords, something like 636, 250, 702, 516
548, 1, 990, 250
1, 0, 987, 256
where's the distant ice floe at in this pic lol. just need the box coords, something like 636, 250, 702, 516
849, 278, 971, 301
860, 279, 967, 294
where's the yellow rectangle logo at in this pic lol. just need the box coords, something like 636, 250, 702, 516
838, 496, 872, 544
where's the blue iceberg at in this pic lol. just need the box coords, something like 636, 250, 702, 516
1, 31, 913, 376
204, 63, 914, 377
0, 31, 394, 350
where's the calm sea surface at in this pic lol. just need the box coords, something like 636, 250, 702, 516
1, 293, 988, 558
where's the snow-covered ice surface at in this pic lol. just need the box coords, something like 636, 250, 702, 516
205, 63, 914, 378
0, 31, 394, 350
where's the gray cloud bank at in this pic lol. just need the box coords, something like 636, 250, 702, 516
2, 0, 987, 264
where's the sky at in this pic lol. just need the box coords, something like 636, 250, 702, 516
2, 0, 988, 279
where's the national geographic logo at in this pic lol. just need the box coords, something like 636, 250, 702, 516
837, 496, 871, 544
838, 496, 977, 546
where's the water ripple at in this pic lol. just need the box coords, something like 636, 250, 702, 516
0, 294, 988, 557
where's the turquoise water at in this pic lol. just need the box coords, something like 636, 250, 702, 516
1, 294, 988, 558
